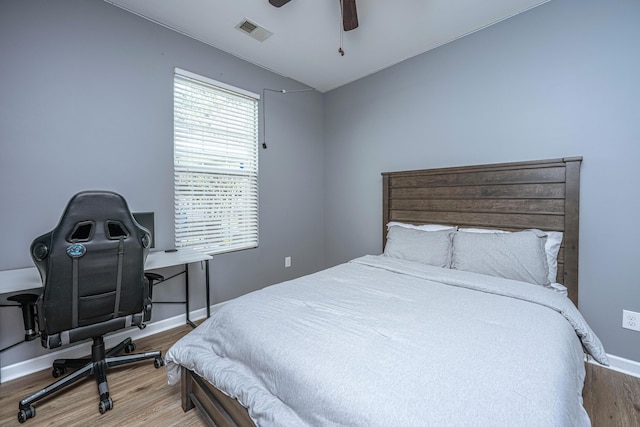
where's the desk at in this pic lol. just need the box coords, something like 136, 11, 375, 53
0, 248, 212, 327
144, 248, 213, 327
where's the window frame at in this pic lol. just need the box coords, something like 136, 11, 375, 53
173, 67, 260, 255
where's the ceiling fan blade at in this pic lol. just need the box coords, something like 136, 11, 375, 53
341, 0, 358, 31
269, 0, 291, 7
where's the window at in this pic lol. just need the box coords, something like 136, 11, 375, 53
173, 68, 259, 254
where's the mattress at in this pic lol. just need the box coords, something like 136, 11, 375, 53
166, 255, 608, 426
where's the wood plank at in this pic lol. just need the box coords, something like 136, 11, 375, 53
389, 166, 566, 188
391, 183, 566, 200
187, 370, 254, 427
382, 157, 571, 178
390, 211, 566, 231
564, 159, 581, 303
556, 262, 565, 284
389, 198, 565, 215
382, 174, 390, 249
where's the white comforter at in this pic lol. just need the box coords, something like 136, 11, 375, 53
165, 255, 608, 427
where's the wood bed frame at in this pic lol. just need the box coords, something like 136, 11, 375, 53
179, 157, 583, 426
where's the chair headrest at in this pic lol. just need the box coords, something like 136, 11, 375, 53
31, 191, 151, 265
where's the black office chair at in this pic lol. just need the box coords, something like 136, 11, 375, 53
17, 191, 164, 423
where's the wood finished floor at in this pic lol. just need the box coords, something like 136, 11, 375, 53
1, 324, 639, 426
584, 362, 640, 427
0, 324, 206, 427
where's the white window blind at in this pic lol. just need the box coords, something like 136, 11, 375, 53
173, 68, 259, 254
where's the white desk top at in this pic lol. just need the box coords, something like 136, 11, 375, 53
144, 248, 212, 271
0, 248, 212, 297
0, 268, 42, 295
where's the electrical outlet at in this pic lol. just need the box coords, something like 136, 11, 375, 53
285, 256, 291, 268
622, 310, 640, 332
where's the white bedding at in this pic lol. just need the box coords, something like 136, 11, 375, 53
165, 255, 608, 427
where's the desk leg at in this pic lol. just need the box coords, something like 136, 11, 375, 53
205, 260, 211, 319
184, 263, 196, 329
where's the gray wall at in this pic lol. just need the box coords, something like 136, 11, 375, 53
2, 0, 638, 372
0, 0, 325, 366
324, 0, 640, 362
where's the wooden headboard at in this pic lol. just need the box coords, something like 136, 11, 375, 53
382, 157, 582, 306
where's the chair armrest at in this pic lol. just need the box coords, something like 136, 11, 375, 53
143, 273, 164, 321
144, 272, 164, 284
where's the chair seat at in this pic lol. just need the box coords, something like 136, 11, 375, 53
42, 312, 146, 349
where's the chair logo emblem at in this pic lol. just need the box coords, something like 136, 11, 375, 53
66, 243, 86, 258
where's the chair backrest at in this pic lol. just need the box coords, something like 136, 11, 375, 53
31, 191, 151, 346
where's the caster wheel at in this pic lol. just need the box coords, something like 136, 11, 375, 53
99, 397, 113, 414
17, 406, 35, 423
154, 357, 165, 369
52, 367, 67, 378
124, 343, 136, 353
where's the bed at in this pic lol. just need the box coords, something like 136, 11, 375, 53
165, 157, 608, 426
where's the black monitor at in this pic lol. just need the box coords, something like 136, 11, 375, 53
132, 212, 155, 248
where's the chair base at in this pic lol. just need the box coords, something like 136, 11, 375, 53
17, 336, 163, 423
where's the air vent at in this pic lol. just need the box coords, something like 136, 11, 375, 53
235, 18, 273, 42
239, 20, 257, 33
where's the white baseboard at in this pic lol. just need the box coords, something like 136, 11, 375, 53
1, 307, 211, 384
591, 353, 640, 379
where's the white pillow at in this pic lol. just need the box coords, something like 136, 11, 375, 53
543, 231, 563, 283
459, 227, 563, 284
549, 282, 568, 297
458, 228, 510, 234
384, 226, 455, 268
387, 221, 456, 232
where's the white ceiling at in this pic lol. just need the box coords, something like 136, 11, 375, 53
104, 0, 550, 93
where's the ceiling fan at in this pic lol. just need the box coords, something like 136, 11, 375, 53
269, 0, 359, 31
